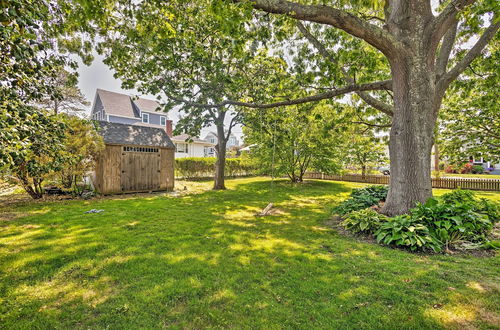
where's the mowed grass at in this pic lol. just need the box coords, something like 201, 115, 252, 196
0, 177, 499, 329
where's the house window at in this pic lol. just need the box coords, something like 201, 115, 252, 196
175, 143, 188, 153
160, 116, 166, 126
208, 136, 216, 144
204, 146, 215, 157
142, 113, 149, 123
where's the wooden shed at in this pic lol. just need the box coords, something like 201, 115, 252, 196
93, 122, 175, 194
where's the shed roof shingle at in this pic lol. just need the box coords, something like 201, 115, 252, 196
97, 121, 174, 149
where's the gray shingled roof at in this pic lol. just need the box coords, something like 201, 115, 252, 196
96, 89, 162, 117
97, 121, 175, 149
97, 89, 136, 118
133, 97, 162, 113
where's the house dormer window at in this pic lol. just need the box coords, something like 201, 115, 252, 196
142, 113, 149, 123
160, 116, 166, 126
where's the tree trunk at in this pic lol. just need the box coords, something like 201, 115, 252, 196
213, 124, 227, 190
381, 57, 438, 216
361, 164, 366, 179
434, 144, 440, 175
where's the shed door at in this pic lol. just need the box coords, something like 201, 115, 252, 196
121, 146, 161, 192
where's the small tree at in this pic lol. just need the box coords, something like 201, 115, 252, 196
59, 115, 104, 193
344, 135, 388, 178
1, 108, 67, 199
244, 103, 346, 183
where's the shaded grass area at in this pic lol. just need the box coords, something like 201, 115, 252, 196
0, 177, 499, 329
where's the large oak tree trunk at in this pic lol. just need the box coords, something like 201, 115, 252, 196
213, 125, 227, 190
381, 5, 439, 215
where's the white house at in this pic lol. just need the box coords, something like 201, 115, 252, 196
171, 134, 216, 158
203, 131, 240, 148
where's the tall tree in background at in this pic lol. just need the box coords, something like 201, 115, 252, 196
344, 134, 388, 178
37, 68, 89, 115
70, 0, 498, 214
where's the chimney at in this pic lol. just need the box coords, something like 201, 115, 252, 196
165, 119, 173, 137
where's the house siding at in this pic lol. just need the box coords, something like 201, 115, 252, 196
141, 111, 167, 126
91, 95, 106, 120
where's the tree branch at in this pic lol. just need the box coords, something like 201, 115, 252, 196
239, 0, 401, 57
429, 0, 475, 48
296, 21, 394, 116
435, 20, 458, 78
165, 80, 392, 109
438, 19, 500, 92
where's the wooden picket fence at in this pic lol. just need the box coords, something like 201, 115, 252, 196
303, 172, 500, 191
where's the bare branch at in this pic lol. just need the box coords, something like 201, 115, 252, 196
165, 80, 392, 109
438, 19, 500, 92
296, 21, 394, 116
239, 0, 401, 57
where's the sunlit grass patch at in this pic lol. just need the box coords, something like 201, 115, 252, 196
0, 177, 498, 328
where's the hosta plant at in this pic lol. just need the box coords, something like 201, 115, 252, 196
375, 215, 440, 252
341, 209, 388, 234
334, 185, 388, 215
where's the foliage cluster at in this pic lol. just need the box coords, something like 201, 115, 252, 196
374, 215, 440, 252
1, 115, 103, 198
243, 103, 348, 183
339, 189, 499, 252
341, 209, 388, 234
175, 157, 256, 179
334, 185, 388, 215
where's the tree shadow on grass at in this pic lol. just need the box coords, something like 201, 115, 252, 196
0, 178, 498, 328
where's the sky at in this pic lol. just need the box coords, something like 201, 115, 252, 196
76, 54, 244, 141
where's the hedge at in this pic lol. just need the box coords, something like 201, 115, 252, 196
175, 157, 257, 179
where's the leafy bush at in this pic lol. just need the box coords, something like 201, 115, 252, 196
175, 157, 256, 179
460, 163, 473, 174
375, 215, 440, 252
444, 165, 457, 173
471, 165, 484, 174
410, 190, 498, 249
351, 185, 389, 201
340, 189, 498, 252
342, 209, 388, 234
175, 157, 215, 179
334, 185, 388, 215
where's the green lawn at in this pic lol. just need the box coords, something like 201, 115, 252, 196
432, 172, 500, 180
1, 177, 499, 329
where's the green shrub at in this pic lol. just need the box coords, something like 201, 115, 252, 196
409, 190, 498, 249
175, 157, 257, 179
471, 165, 484, 174
175, 157, 215, 179
340, 189, 498, 252
342, 209, 388, 234
375, 215, 440, 252
351, 185, 389, 201
334, 185, 388, 215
